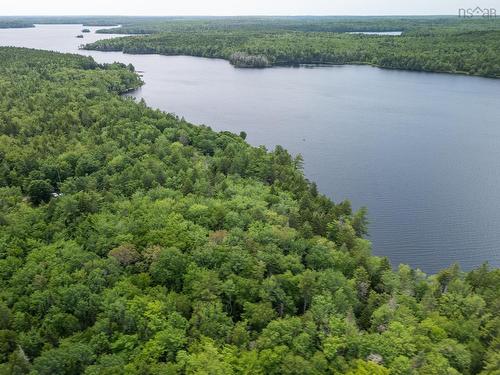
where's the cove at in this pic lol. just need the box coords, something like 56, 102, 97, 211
1, 24, 499, 273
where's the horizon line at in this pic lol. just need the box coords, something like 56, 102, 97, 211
1, 14, 464, 17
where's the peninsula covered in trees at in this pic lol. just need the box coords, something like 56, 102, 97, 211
1, 16, 498, 76
82, 16, 500, 77
0, 47, 498, 374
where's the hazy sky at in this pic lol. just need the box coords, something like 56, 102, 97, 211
2, 0, 500, 16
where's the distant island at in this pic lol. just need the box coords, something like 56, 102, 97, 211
82, 28, 91, 33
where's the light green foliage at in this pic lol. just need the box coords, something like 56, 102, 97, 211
346, 359, 390, 375
0, 47, 497, 374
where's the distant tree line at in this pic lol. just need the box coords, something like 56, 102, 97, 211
85, 28, 500, 76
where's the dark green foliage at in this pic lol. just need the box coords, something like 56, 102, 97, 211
0, 20, 34, 29
0, 47, 498, 374
92, 16, 500, 35
27, 180, 52, 205
83, 16, 500, 77
6, 15, 484, 34
0, 16, 124, 29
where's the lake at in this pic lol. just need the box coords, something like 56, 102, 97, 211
348, 31, 402, 35
1, 24, 499, 274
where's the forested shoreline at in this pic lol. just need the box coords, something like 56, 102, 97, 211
2, 16, 499, 77
84, 28, 500, 77
2, 15, 491, 32
0, 47, 499, 374
2, 15, 499, 34
0, 16, 124, 29
84, 17, 500, 77
0, 21, 34, 29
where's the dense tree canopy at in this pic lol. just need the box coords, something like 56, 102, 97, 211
0, 16, 122, 28
0, 20, 34, 29
92, 16, 500, 35
0, 47, 498, 374
82, 17, 500, 77
3, 15, 498, 33
3, 16, 499, 77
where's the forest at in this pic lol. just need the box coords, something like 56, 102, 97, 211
82, 16, 500, 77
1, 16, 499, 77
2, 16, 490, 32
0, 47, 498, 374
84, 28, 500, 76
91, 16, 500, 34
0, 16, 123, 28
0, 20, 33, 29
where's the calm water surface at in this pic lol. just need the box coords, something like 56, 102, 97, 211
348, 31, 403, 35
1, 24, 499, 273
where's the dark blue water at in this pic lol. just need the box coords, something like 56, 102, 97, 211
1, 24, 499, 273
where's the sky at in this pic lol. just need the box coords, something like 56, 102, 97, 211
1, 0, 500, 16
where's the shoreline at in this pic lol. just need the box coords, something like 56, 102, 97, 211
81, 45, 500, 79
